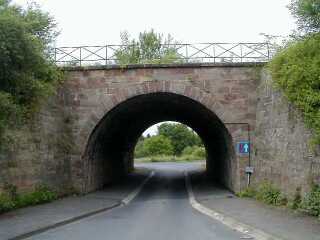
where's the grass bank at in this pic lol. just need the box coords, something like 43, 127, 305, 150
238, 182, 320, 220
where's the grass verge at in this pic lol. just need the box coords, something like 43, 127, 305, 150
237, 182, 320, 219
0, 184, 58, 214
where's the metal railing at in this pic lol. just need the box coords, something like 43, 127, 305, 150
54, 42, 272, 66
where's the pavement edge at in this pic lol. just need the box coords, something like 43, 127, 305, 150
184, 171, 283, 240
9, 171, 155, 240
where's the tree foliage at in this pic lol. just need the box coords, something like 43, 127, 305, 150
158, 123, 203, 155
289, 0, 320, 34
115, 29, 181, 65
134, 123, 204, 158
0, 0, 61, 144
181, 145, 206, 159
140, 135, 174, 156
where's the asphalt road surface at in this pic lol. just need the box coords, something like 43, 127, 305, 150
26, 162, 245, 240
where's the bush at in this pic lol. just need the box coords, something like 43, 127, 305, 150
0, 194, 16, 213
255, 182, 285, 205
301, 184, 320, 217
181, 146, 206, 160
192, 146, 206, 159
139, 135, 174, 156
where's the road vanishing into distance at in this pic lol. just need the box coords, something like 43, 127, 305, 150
26, 163, 246, 240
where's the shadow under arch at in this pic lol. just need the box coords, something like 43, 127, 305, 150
83, 92, 236, 192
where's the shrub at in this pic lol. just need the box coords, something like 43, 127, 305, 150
181, 146, 206, 159
141, 135, 174, 156
192, 146, 206, 159
181, 146, 195, 156
0, 194, 16, 213
301, 184, 320, 217
255, 182, 285, 206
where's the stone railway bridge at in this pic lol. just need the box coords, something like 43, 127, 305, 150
68, 63, 258, 193
1, 63, 319, 196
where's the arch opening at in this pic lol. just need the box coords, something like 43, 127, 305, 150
134, 121, 206, 163
84, 92, 235, 192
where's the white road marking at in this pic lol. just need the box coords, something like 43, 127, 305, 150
184, 171, 283, 240
121, 171, 155, 205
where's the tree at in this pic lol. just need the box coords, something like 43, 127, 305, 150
182, 145, 206, 159
142, 135, 174, 156
115, 29, 181, 65
158, 123, 203, 155
0, 0, 61, 144
289, 0, 320, 34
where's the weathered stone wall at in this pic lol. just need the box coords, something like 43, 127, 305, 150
252, 70, 320, 196
0, 63, 261, 194
0, 92, 75, 194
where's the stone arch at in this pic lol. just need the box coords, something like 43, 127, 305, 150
78, 81, 226, 153
76, 82, 236, 193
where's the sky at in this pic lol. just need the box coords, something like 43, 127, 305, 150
13, 0, 296, 47
12, 0, 296, 136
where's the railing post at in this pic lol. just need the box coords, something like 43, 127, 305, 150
185, 44, 188, 63
240, 44, 243, 63
79, 47, 82, 66
213, 44, 216, 63
106, 45, 108, 65
267, 43, 270, 60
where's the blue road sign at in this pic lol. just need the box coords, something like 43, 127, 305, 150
237, 141, 250, 154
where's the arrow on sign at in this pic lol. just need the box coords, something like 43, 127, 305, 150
243, 143, 249, 153
237, 141, 250, 154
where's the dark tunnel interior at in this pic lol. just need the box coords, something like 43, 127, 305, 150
83, 92, 235, 192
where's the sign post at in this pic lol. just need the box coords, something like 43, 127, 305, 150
237, 141, 252, 187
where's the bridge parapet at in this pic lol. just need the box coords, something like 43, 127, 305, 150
54, 42, 272, 67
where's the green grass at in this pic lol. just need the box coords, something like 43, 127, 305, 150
135, 154, 204, 163
238, 182, 320, 219
0, 185, 58, 214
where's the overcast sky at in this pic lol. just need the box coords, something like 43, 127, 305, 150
13, 0, 296, 135
14, 0, 296, 47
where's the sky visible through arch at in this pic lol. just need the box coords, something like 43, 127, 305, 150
13, 0, 296, 47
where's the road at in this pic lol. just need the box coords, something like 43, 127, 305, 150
26, 162, 245, 240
